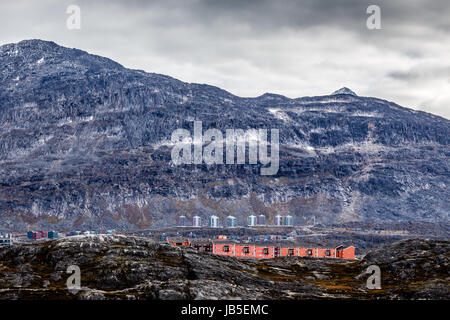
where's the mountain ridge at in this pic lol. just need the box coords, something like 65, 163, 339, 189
0, 39, 449, 231
4, 39, 446, 119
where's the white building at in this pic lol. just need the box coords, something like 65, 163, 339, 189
227, 215, 237, 228
0, 233, 12, 246
258, 214, 266, 226
247, 215, 257, 226
178, 215, 187, 227
274, 215, 283, 226
192, 215, 201, 227
209, 215, 219, 228
284, 215, 294, 227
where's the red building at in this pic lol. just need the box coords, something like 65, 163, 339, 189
212, 243, 276, 258
167, 237, 191, 247
167, 238, 356, 260
28, 230, 48, 240
335, 245, 355, 259
212, 243, 355, 260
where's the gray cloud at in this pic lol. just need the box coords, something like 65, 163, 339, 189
0, 0, 449, 118
388, 66, 450, 82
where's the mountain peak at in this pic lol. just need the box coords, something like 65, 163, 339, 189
1, 39, 59, 53
332, 87, 357, 96
258, 92, 288, 100
0, 38, 124, 73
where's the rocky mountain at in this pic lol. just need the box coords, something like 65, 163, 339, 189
0, 235, 448, 299
332, 87, 357, 96
0, 39, 449, 231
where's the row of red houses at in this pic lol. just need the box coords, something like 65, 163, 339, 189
212, 243, 355, 259
167, 238, 356, 260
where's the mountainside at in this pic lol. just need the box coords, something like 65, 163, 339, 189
0, 236, 448, 299
0, 39, 449, 230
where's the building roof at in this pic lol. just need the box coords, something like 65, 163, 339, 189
167, 236, 190, 243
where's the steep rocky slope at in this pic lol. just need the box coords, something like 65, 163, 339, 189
0, 39, 449, 230
0, 236, 448, 299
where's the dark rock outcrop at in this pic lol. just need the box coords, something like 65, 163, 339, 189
0, 236, 448, 299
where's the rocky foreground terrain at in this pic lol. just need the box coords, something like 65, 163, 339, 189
0, 40, 449, 231
0, 235, 448, 300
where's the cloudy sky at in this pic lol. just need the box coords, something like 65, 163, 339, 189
1, 0, 449, 118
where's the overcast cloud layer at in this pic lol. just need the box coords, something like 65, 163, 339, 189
1, 0, 449, 119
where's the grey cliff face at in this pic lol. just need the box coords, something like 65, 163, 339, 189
0, 39, 449, 230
